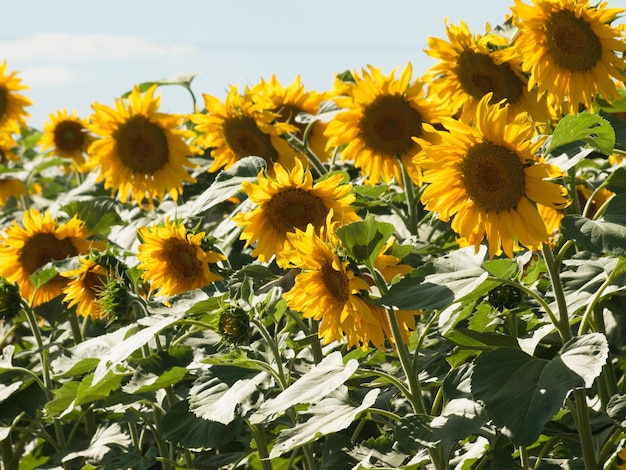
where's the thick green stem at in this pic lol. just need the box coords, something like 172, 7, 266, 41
401, 162, 419, 236
248, 422, 273, 470
519, 446, 530, 469
541, 244, 572, 343
572, 388, 598, 470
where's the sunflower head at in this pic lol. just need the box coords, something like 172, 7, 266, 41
40, 109, 94, 169
0, 178, 26, 208
325, 63, 449, 185
190, 85, 299, 173
510, 0, 626, 114
233, 159, 360, 266
87, 85, 198, 206
0, 62, 32, 133
136, 217, 226, 298
416, 93, 570, 258
218, 307, 252, 345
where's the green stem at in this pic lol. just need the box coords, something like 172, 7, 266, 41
577, 264, 619, 335
572, 388, 598, 470
248, 422, 273, 470
541, 244, 572, 343
2, 438, 13, 470
67, 310, 83, 345
519, 446, 530, 469
251, 318, 289, 389
401, 162, 419, 236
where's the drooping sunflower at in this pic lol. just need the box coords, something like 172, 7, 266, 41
282, 224, 413, 350
233, 159, 360, 266
40, 109, 94, 169
424, 19, 552, 123
136, 218, 226, 298
0, 178, 26, 207
415, 94, 570, 259
86, 85, 198, 206
0, 208, 104, 307
252, 75, 333, 162
324, 63, 448, 186
509, 0, 626, 114
61, 256, 109, 320
190, 85, 299, 172
0, 62, 32, 134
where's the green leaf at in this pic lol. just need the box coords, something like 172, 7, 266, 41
546, 112, 615, 156
62, 423, 130, 464
60, 198, 125, 236
335, 216, 395, 271
269, 388, 379, 458
483, 258, 519, 279
605, 166, 626, 193
431, 398, 489, 457
379, 249, 489, 310
120, 72, 198, 98
471, 333, 608, 446
561, 215, 626, 256
189, 367, 270, 425
179, 156, 266, 217
123, 366, 188, 394
396, 414, 437, 451
76, 370, 127, 407
250, 351, 358, 424
607, 393, 626, 429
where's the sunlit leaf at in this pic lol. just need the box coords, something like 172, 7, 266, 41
62, 423, 130, 463
60, 198, 125, 235
336, 216, 395, 271
545, 112, 615, 156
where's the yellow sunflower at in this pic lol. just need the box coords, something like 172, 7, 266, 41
86, 85, 198, 206
252, 74, 333, 162
282, 224, 413, 350
190, 85, 298, 173
324, 63, 448, 186
62, 257, 109, 320
136, 218, 226, 298
510, 0, 626, 115
424, 19, 553, 123
0, 178, 26, 207
0, 62, 32, 134
0, 131, 20, 163
415, 94, 570, 259
0, 208, 105, 307
233, 159, 360, 266
40, 109, 94, 169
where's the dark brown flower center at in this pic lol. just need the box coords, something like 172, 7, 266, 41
545, 9, 602, 72
114, 115, 169, 174
19, 232, 78, 274
264, 189, 328, 234
0, 87, 7, 119
359, 95, 423, 157
222, 116, 279, 166
456, 50, 524, 105
54, 120, 87, 153
278, 104, 308, 136
320, 262, 349, 303
164, 239, 204, 279
460, 142, 526, 212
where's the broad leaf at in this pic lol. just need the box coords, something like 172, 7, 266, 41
250, 351, 358, 424
561, 215, 626, 256
60, 198, 125, 235
336, 216, 395, 271
471, 333, 608, 446
546, 112, 615, 156
270, 388, 379, 458
62, 423, 130, 463
605, 166, 626, 193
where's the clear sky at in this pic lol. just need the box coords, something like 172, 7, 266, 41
5, 1, 528, 128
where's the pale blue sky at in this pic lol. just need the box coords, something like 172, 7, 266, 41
5, 1, 545, 127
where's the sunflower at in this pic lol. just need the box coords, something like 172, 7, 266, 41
424, 19, 552, 123
0, 178, 26, 207
61, 256, 109, 320
0, 131, 20, 163
415, 94, 570, 259
0, 208, 104, 307
324, 63, 448, 186
136, 218, 226, 298
510, 0, 626, 115
86, 85, 198, 206
233, 159, 360, 266
40, 109, 94, 169
0, 62, 32, 134
252, 75, 333, 161
190, 85, 299, 172
282, 224, 413, 350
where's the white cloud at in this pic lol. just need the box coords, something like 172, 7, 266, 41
21, 65, 75, 87
1, 32, 195, 62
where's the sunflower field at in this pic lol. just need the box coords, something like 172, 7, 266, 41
3, 1, 626, 469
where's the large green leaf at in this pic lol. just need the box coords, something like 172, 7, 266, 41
269, 388, 379, 458
335, 216, 395, 271
378, 249, 489, 311
62, 423, 130, 464
562, 191, 626, 254
605, 166, 626, 193
60, 198, 125, 236
545, 112, 615, 156
189, 366, 270, 425
250, 351, 358, 424
471, 333, 608, 446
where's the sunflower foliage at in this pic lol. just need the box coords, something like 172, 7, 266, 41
4, 2, 626, 470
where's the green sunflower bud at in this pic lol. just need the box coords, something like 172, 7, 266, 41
0, 277, 21, 321
98, 277, 130, 321
218, 308, 251, 345
488, 284, 522, 312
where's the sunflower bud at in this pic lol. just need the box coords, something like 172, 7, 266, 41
488, 284, 522, 312
0, 277, 21, 321
218, 308, 251, 345
98, 277, 130, 321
